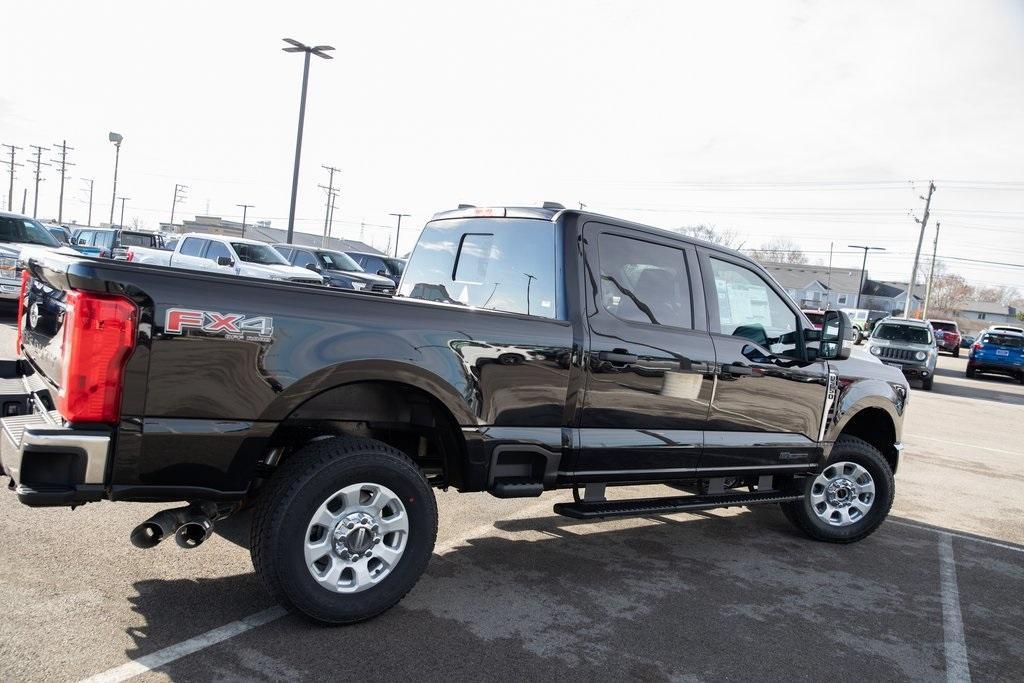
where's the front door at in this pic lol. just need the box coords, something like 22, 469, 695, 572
697, 249, 828, 470
576, 223, 716, 482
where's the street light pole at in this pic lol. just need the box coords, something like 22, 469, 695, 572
389, 213, 410, 257
282, 38, 334, 244
848, 244, 885, 310
108, 132, 123, 226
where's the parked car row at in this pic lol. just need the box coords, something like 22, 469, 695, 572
1, 209, 406, 296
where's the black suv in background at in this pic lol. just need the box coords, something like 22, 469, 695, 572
345, 250, 405, 286
274, 244, 397, 294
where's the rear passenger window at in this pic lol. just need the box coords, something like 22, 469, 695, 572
179, 238, 206, 257
400, 218, 559, 319
597, 233, 692, 329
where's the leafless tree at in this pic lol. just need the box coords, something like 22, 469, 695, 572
748, 238, 808, 265
673, 223, 742, 249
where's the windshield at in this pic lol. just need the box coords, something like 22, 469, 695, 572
0, 216, 60, 247
873, 323, 932, 344
319, 250, 362, 272
930, 321, 957, 333
231, 242, 288, 265
982, 333, 1023, 348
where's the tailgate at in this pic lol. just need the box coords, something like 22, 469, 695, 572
19, 268, 68, 389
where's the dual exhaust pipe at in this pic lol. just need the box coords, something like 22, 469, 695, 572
130, 503, 217, 550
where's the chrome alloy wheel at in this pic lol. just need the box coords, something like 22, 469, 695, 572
304, 482, 409, 593
810, 461, 876, 527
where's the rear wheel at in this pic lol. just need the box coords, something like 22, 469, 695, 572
952, 347, 960, 358
966, 364, 976, 378
251, 437, 437, 624
781, 435, 894, 543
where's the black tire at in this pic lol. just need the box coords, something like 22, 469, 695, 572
952, 347, 960, 358
966, 364, 976, 378
922, 376, 934, 391
251, 437, 437, 624
781, 435, 894, 544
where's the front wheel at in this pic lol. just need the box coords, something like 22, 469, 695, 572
781, 436, 894, 543
922, 376, 934, 391
251, 437, 438, 624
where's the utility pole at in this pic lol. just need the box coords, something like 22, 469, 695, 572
319, 165, 340, 247
82, 179, 95, 226
848, 244, 886, 309
51, 140, 74, 223
318, 190, 338, 247
236, 203, 254, 238
118, 197, 130, 228
170, 183, 188, 227
922, 222, 941, 319
824, 242, 834, 308
29, 145, 50, 218
524, 273, 536, 316
905, 181, 936, 318
2, 144, 23, 212
21, 188, 27, 214
389, 213, 410, 257
328, 193, 337, 243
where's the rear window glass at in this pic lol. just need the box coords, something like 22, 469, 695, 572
400, 218, 559, 319
873, 323, 932, 344
982, 334, 1023, 348
119, 232, 156, 247
930, 321, 957, 333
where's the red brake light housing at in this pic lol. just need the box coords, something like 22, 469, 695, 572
15, 269, 29, 353
57, 291, 138, 424
972, 341, 982, 351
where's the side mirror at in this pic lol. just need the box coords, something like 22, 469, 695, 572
377, 269, 388, 277
76, 238, 86, 245
819, 310, 851, 360
217, 256, 234, 267
305, 263, 320, 272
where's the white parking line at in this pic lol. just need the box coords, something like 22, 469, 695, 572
938, 533, 971, 683
78, 495, 557, 683
889, 519, 1024, 554
79, 607, 287, 683
905, 433, 1019, 457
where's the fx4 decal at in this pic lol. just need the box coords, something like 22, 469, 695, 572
165, 307, 274, 341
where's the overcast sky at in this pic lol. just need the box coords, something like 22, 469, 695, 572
2, 1, 1022, 288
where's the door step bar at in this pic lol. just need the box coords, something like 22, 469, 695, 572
553, 490, 803, 520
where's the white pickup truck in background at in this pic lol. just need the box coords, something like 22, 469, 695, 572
126, 233, 325, 284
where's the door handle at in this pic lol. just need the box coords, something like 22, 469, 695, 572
722, 363, 758, 377
598, 350, 638, 364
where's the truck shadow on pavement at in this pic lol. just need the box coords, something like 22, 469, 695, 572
925, 370, 1024, 404
121, 508, 1024, 682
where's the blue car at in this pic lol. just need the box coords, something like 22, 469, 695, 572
966, 331, 1024, 383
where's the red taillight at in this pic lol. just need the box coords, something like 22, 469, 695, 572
57, 291, 137, 424
15, 269, 30, 354
972, 342, 982, 351
124, 250, 135, 262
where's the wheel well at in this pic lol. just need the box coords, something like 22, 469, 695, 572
268, 381, 467, 488
839, 408, 898, 472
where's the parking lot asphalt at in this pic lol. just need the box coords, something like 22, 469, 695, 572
0, 310, 1021, 682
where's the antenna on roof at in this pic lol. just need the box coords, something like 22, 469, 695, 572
457, 204, 476, 209
542, 202, 565, 210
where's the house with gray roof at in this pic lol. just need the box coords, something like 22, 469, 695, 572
762, 263, 864, 309
953, 301, 1020, 327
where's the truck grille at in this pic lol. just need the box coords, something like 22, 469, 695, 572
289, 278, 322, 286
878, 347, 915, 361
370, 284, 395, 294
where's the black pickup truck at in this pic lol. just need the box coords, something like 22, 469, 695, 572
0, 204, 909, 624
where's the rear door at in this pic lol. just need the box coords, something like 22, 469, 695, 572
698, 249, 828, 469
576, 223, 715, 481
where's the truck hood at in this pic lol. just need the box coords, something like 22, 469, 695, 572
239, 262, 324, 282
325, 269, 394, 286
832, 354, 907, 385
